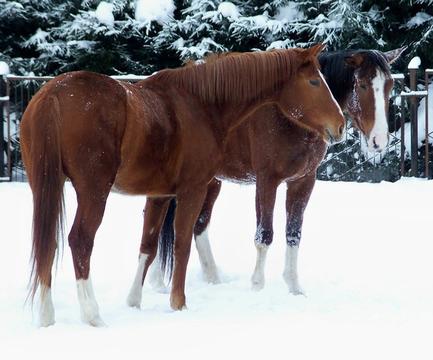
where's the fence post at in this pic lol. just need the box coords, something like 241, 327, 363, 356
408, 57, 421, 177
0, 75, 5, 178
425, 69, 432, 178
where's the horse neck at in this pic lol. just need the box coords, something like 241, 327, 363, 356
216, 99, 275, 136
145, 74, 278, 138
319, 52, 356, 110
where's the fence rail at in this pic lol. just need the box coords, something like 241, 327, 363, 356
1, 67, 432, 182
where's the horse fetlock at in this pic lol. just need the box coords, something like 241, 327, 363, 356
38, 287, 55, 327
286, 230, 301, 247
126, 289, 142, 308
203, 267, 221, 284
255, 227, 273, 246
251, 273, 265, 291
283, 272, 304, 296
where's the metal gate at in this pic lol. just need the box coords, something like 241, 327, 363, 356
317, 63, 433, 182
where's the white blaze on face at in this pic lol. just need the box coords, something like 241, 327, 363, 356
368, 70, 389, 151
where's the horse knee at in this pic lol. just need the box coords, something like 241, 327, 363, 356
286, 229, 301, 247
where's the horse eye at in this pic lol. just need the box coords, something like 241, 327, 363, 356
309, 79, 320, 87
360, 84, 368, 90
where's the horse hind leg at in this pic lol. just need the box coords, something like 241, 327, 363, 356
68, 183, 112, 326
251, 176, 279, 291
193, 178, 221, 284
283, 174, 315, 295
127, 197, 172, 307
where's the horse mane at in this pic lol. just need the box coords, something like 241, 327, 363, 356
149, 49, 303, 104
319, 49, 391, 106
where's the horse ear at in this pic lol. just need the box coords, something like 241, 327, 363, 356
307, 43, 327, 58
344, 53, 364, 68
383, 46, 407, 65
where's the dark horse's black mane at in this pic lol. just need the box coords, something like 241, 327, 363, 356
319, 50, 391, 106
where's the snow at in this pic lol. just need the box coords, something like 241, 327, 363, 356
276, 2, 305, 22
407, 11, 432, 28
408, 56, 421, 69
0, 61, 9, 75
95, 1, 114, 27
218, 2, 239, 20
135, 0, 175, 25
1, 178, 433, 358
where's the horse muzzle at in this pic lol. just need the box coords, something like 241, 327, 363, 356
325, 124, 345, 145
367, 133, 389, 153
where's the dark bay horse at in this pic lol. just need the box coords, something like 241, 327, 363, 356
20, 44, 346, 326
150, 47, 406, 293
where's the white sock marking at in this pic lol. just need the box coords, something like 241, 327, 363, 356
127, 254, 148, 308
76, 277, 105, 326
283, 245, 304, 295
38, 285, 55, 327
251, 245, 268, 291
147, 255, 168, 293
195, 228, 220, 284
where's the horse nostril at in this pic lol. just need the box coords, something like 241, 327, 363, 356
373, 137, 379, 149
338, 125, 344, 137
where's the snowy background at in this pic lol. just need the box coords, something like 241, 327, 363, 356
1, 179, 433, 359
1, 2, 433, 355
1, 0, 433, 75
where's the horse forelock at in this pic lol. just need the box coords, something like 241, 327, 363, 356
359, 50, 391, 77
152, 49, 303, 104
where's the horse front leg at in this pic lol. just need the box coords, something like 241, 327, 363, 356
170, 187, 208, 310
251, 175, 279, 291
283, 173, 316, 295
193, 178, 222, 284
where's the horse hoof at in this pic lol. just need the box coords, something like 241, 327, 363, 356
288, 286, 306, 297
251, 280, 265, 291
38, 317, 55, 328
126, 293, 142, 309
86, 316, 107, 327
204, 273, 221, 285
39, 307, 55, 327
170, 295, 187, 311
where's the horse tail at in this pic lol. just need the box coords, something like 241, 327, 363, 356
21, 94, 65, 302
158, 198, 176, 282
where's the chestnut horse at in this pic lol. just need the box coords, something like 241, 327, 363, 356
150, 47, 406, 293
21, 44, 345, 327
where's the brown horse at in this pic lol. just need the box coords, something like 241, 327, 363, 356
150, 47, 406, 293
20, 44, 345, 327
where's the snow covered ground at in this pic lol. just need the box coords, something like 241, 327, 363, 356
1, 179, 433, 359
